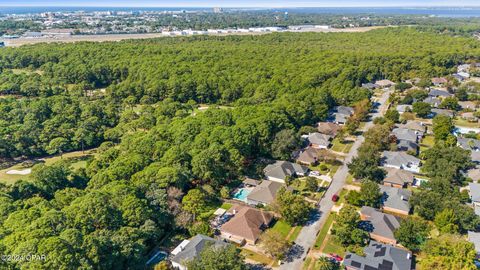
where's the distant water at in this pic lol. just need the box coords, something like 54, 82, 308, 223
2, 6, 480, 17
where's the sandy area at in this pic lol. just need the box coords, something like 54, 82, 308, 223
6, 168, 32, 175
2, 26, 387, 47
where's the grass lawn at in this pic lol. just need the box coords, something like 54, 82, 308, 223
303, 257, 312, 270
455, 118, 480, 128
270, 220, 302, 242
331, 138, 354, 153
0, 149, 96, 185
288, 226, 302, 242
335, 189, 348, 206
240, 249, 275, 266
314, 213, 335, 249
322, 235, 346, 256
271, 220, 293, 238
220, 202, 233, 210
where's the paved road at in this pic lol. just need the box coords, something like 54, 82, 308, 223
280, 90, 391, 270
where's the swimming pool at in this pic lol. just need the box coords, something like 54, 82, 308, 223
233, 188, 252, 201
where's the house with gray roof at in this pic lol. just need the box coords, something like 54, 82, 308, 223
431, 108, 454, 118
423, 97, 441, 108
383, 168, 415, 188
246, 180, 285, 206
375, 79, 396, 88
468, 231, 480, 258
344, 241, 412, 270
332, 106, 354, 124
263, 161, 309, 183
469, 183, 480, 216
458, 137, 480, 163
396, 140, 419, 154
360, 207, 401, 245
391, 128, 419, 143
382, 151, 421, 173
380, 186, 411, 215
307, 132, 332, 149
171, 234, 228, 270
396, 105, 412, 114
362, 83, 380, 90
428, 88, 452, 98
396, 121, 426, 136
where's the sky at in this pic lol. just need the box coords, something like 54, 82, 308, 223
2, 0, 480, 8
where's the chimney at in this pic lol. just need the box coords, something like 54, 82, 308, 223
407, 253, 411, 260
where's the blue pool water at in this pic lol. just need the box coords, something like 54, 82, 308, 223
233, 188, 251, 201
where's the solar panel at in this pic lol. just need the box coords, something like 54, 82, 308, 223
374, 247, 387, 257
351, 261, 362, 268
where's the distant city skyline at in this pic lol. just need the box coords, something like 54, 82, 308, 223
2, 0, 480, 8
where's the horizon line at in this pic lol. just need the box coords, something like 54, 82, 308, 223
2, 5, 480, 8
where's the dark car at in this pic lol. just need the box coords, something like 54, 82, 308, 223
331, 194, 339, 202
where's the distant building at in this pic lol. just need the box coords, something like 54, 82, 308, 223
213, 7, 223, 13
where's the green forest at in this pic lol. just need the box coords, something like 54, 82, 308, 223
0, 27, 479, 269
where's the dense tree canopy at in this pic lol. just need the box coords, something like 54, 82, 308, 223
0, 27, 480, 269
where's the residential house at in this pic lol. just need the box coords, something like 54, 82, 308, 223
396, 105, 412, 114
362, 83, 380, 90
458, 64, 471, 73
431, 108, 454, 118
405, 78, 421, 85
296, 147, 320, 166
468, 168, 480, 182
453, 73, 469, 82
391, 127, 420, 154
263, 161, 309, 183
423, 96, 441, 108
459, 101, 479, 110
431, 77, 448, 86
171, 234, 228, 270
380, 186, 411, 215
468, 231, 480, 259
306, 132, 332, 149
397, 121, 427, 137
360, 206, 401, 245
243, 178, 260, 187
246, 180, 285, 206
428, 88, 452, 98
460, 112, 479, 123
375, 79, 396, 88
343, 241, 413, 270
219, 205, 273, 245
391, 128, 419, 143
317, 122, 341, 137
332, 106, 355, 125
397, 140, 419, 154
382, 151, 421, 173
469, 183, 480, 215
383, 168, 415, 188
458, 137, 480, 164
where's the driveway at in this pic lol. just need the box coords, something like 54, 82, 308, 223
280, 90, 391, 270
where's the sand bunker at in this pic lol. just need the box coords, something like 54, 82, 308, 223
6, 168, 32, 175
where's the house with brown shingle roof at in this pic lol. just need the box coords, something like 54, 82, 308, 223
382, 168, 414, 188
317, 122, 341, 137
219, 205, 274, 245
296, 147, 320, 166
